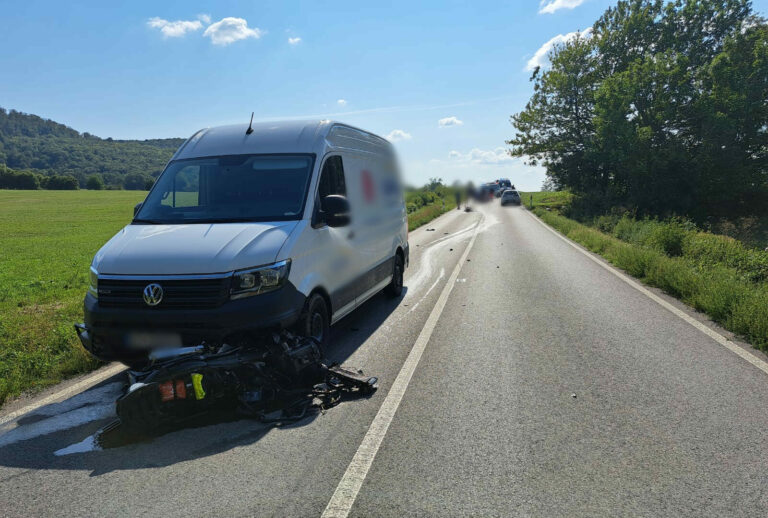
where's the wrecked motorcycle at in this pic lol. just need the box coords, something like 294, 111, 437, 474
75, 326, 378, 446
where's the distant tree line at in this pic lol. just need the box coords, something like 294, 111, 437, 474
508, 0, 768, 223
0, 164, 155, 191
0, 108, 184, 190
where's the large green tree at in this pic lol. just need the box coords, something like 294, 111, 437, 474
509, 0, 766, 221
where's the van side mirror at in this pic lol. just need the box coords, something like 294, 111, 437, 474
134, 202, 143, 217
322, 195, 350, 227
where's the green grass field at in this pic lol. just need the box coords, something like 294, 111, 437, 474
0, 189, 451, 406
0, 190, 146, 404
519, 190, 574, 210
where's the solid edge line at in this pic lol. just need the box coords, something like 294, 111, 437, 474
524, 209, 768, 377
0, 363, 125, 427
321, 216, 484, 518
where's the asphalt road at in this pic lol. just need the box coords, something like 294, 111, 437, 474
2, 201, 768, 517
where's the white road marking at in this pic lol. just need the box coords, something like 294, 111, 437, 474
0, 363, 125, 428
321, 215, 483, 518
525, 209, 768, 377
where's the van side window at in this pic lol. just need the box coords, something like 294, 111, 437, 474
318, 156, 346, 210
161, 165, 200, 208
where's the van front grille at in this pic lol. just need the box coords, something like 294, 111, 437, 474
98, 277, 230, 309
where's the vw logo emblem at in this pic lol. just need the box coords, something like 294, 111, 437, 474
143, 283, 164, 306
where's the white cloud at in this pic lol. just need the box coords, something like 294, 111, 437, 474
147, 17, 203, 38
288, 37, 302, 45
438, 116, 464, 127
337, 99, 347, 106
539, 0, 586, 14
197, 14, 211, 24
448, 147, 513, 165
203, 17, 263, 46
386, 129, 412, 142
526, 27, 592, 71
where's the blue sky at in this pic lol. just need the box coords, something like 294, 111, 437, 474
2, 0, 767, 190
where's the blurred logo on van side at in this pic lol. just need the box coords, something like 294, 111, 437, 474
362, 170, 376, 203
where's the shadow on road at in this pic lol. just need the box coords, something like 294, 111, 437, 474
0, 288, 405, 476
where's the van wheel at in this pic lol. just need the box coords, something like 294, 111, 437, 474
295, 293, 330, 351
385, 254, 404, 298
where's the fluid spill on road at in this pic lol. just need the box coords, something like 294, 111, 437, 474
405, 211, 496, 297
54, 434, 101, 456
0, 382, 122, 449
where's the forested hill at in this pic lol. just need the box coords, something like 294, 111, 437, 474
0, 108, 185, 188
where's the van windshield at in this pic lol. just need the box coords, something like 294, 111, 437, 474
134, 154, 314, 224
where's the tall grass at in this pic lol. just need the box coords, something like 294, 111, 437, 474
534, 208, 768, 351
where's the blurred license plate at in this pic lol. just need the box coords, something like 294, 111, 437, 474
126, 332, 182, 349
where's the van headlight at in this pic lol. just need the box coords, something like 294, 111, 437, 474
230, 259, 291, 300
88, 266, 99, 298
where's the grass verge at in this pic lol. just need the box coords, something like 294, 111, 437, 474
532, 207, 768, 351
520, 191, 574, 210
407, 198, 456, 231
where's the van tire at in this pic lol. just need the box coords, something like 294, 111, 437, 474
295, 293, 330, 351
385, 254, 404, 298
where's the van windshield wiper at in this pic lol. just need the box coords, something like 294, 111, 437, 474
132, 218, 164, 224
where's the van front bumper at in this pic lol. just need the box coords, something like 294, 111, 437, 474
79, 282, 306, 365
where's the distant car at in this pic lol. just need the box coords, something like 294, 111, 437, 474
501, 189, 521, 206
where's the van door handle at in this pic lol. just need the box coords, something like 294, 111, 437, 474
347, 231, 355, 239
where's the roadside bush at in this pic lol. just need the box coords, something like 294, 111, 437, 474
568, 226, 611, 254
612, 216, 654, 246
593, 213, 622, 234
645, 221, 688, 257
731, 287, 768, 350
41, 174, 78, 190
0, 167, 40, 189
682, 232, 768, 283
85, 174, 104, 190
603, 241, 658, 278
643, 255, 698, 300
688, 268, 750, 324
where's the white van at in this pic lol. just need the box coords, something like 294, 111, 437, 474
78, 120, 408, 366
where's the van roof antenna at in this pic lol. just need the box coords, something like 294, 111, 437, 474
245, 112, 254, 135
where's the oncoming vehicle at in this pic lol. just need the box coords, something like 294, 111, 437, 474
501, 189, 522, 206
77, 120, 408, 367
